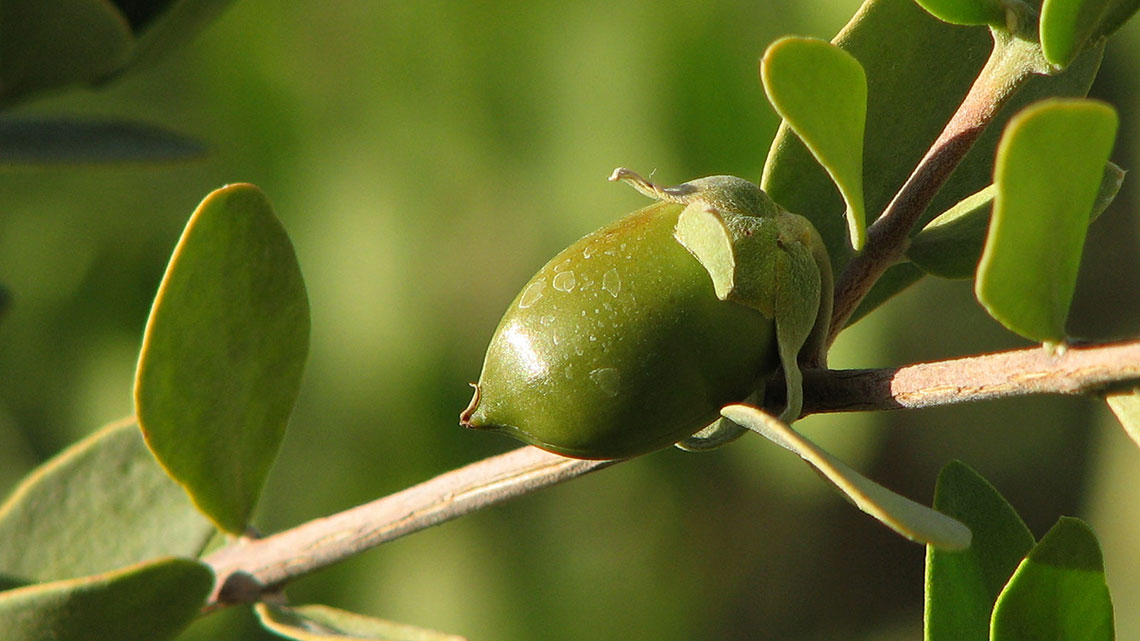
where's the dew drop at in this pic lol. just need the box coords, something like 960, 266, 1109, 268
553, 271, 577, 292
518, 279, 545, 309
589, 367, 620, 397
583, 244, 595, 259
602, 268, 621, 298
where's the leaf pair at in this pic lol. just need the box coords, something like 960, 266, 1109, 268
0, 420, 216, 640
926, 462, 1114, 641
916, 0, 1140, 68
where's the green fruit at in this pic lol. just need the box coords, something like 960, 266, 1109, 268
461, 169, 830, 459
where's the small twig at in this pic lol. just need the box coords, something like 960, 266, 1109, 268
797, 338, 1140, 413
202, 338, 1140, 609
827, 35, 1037, 343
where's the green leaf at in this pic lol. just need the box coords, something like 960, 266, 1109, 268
255, 603, 467, 641
1041, 0, 1113, 67
0, 117, 206, 165
924, 461, 1035, 641
991, 517, 1114, 641
913, 0, 1008, 27
1106, 386, 1140, 450
0, 557, 212, 641
846, 261, 925, 326
976, 99, 1117, 343
135, 183, 310, 533
0, 0, 133, 106
761, 36, 867, 251
1089, 0, 1140, 40
720, 404, 971, 549
908, 161, 1124, 279
0, 418, 215, 583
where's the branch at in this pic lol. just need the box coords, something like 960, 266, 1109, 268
202, 338, 1140, 609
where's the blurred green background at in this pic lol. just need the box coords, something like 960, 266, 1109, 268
2, 1, 1139, 639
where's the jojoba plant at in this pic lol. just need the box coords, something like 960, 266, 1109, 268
1, 1, 1139, 641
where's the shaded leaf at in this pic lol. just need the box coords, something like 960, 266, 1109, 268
0, 418, 215, 582
845, 261, 925, 326
908, 161, 1123, 279
761, 37, 867, 250
1089, 0, 1140, 39
924, 461, 1035, 641
1041, 0, 1113, 67
0, 557, 212, 641
0, 117, 205, 165
128, 0, 239, 72
135, 184, 310, 533
720, 404, 971, 548
1106, 386, 1140, 450
0, 0, 133, 105
991, 517, 1114, 641
913, 0, 1008, 27
255, 603, 467, 641
976, 99, 1117, 343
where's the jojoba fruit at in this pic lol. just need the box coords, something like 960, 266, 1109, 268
461, 169, 829, 459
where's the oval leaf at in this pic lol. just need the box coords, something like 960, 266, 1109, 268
0, 117, 205, 165
991, 517, 1114, 641
0, 0, 133, 105
255, 603, 467, 641
135, 184, 310, 533
720, 404, 971, 549
1041, 0, 1113, 67
761, 36, 868, 250
976, 99, 1117, 343
0, 418, 215, 582
924, 461, 1035, 641
0, 557, 212, 641
913, 0, 1008, 27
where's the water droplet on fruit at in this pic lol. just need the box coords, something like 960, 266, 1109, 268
602, 268, 621, 298
518, 279, 544, 309
553, 271, 576, 292
589, 367, 620, 397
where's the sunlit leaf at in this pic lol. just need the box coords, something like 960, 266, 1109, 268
720, 404, 971, 549
991, 517, 1114, 641
0, 557, 212, 641
976, 99, 1117, 343
913, 0, 1008, 27
135, 184, 310, 533
1106, 386, 1140, 450
0, 418, 215, 582
1041, 0, 1113, 67
761, 36, 867, 250
924, 461, 1035, 641
254, 603, 467, 641
0, 117, 205, 165
909, 162, 1123, 279
0, 0, 133, 105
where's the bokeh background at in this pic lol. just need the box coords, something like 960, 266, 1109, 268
2, 1, 1139, 639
